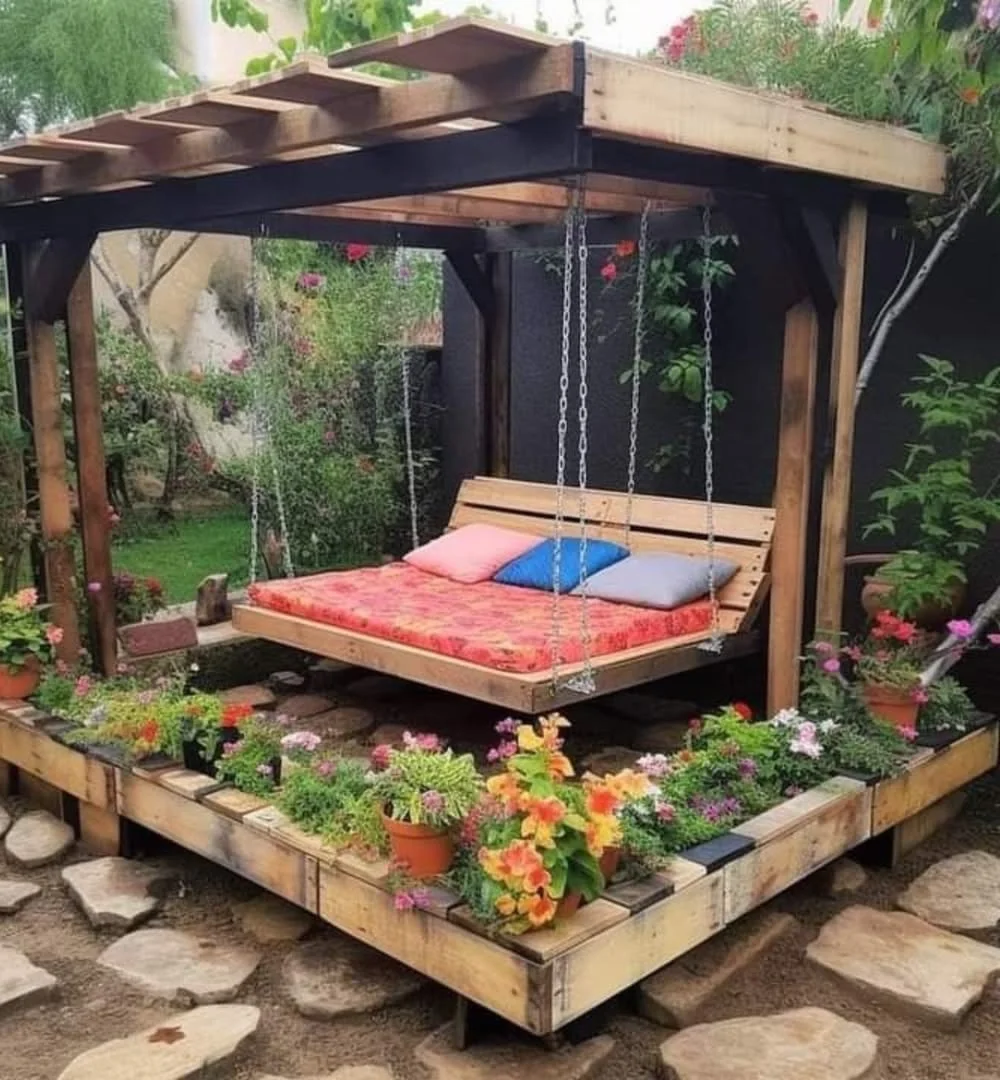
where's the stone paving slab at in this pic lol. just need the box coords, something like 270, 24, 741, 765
897, 851, 1000, 931
0, 878, 42, 914
232, 894, 314, 943
98, 928, 261, 1004
260, 1069, 392, 1080
57, 1004, 260, 1080
415, 1025, 614, 1080
283, 935, 425, 1019
62, 857, 177, 930
658, 1007, 878, 1080
806, 905, 1000, 1030
0, 803, 10, 839
4, 810, 74, 867
0, 945, 57, 1016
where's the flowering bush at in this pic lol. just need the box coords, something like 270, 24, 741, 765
278, 755, 384, 851
367, 732, 482, 829
0, 588, 61, 669
215, 714, 284, 796
453, 715, 650, 934
111, 572, 165, 626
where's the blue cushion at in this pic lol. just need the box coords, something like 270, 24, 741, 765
493, 537, 628, 593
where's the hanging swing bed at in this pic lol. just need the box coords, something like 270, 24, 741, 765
234, 194, 776, 714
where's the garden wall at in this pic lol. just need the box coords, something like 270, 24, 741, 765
440, 214, 1000, 700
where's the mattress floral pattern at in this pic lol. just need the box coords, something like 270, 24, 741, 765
249, 562, 712, 674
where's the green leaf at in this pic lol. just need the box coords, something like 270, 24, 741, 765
277, 36, 298, 61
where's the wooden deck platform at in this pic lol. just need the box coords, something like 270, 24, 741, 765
1, 701, 995, 1036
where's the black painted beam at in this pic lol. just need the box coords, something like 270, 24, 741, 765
484, 208, 716, 252
0, 115, 591, 243
23, 234, 96, 322
773, 199, 839, 317
445, 251, 494, 320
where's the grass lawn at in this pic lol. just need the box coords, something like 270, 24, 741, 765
113, 508, 251, 605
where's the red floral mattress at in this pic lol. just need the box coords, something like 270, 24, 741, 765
248, 562, 712, 674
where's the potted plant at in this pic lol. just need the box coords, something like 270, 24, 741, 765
215, 714, 285, 796
158, 694, 235, 775
0, 588, 61, 698
863, 357, 1000, 628
367, 731, 482, 878
838, 611, 926, 732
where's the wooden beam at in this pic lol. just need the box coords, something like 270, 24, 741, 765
583, 50, 946, 195
774, 200, 839, 317
24, 252, 81, 665
24, 234, 96, 325
815, 200, 868, 637
66, 261, 117, 676
0, 114, 589, 241
445, 252, 494, 320
486, 252, 513, 477
768, 299, 819, 714
0, 46, 577, 207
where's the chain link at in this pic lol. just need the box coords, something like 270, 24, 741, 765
400, 345, 420, 550
699, 204, 723, 652
548, 190, 577, 693
248, 232, 262, 587
624, 201, 652, 542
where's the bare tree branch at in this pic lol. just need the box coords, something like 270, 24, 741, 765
855, 179, 988, 404
921, 582, 1000, 685
141, 233, 201, 299
92, 240, 151, 347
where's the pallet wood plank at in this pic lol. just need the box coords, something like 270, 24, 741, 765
725, 779, 870, 922
201, 786, 270, 820
79, 800, 123, 856
117, 771, 317, 911
603, 874, 672, 913
656, 856, 707, 894
157, 769, 225, 800
0, 719, 114, 808
733, 779, 862, 846
334, 850, 393, 888
317, 863, 542, 1031
872, 724, 998, 835
549, 870, 725, 1027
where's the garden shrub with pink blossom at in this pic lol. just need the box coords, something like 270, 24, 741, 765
0, 587, 62, 670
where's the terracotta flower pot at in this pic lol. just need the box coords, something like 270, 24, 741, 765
862, 683, 920, 732
556, 891, 583, 919
861, 574, 966, 631
599, 846, 622, 885
382, 812, 454, 878
0, 657, 41, 700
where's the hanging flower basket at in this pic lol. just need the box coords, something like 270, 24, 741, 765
0, 657, 41, 700
382, 812, 454, 878
862, 683, 920, 733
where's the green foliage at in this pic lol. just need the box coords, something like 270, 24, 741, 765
0, 0, 187, 138
215, 715, 284, 796
370, 745, 482, 827
919, 675, 975, 731
278, 757, 379, 847
865, 357, 1000, 614
0, 590, 56, 669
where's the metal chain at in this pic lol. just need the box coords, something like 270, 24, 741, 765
548, 192, 577, 692
563, 182, 596, 696
699, 204, 723, 652
396, 247, 421, 550
248, 232, 262, 587
624, 201, 652, 542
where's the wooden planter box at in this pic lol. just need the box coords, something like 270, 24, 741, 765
1, 701, 995, 1036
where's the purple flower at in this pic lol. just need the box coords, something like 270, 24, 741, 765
813, 640, 835, 654
281, 730, 322, 753
637, 753, 672, 779
222, 740, 243, 757
394, 891, 416, 911
256, 763, 273, 777
947, 619, 974, 640
495, 718, 519, 735
296, 271, 326, 291
421, 790, 446, 815
987, 633, 1000, 646
822, 657, 841, 674
738, 757, 757, 779
979, 0, 1000, 28
785, 785, 803, 798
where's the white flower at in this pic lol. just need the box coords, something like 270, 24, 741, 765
789, 736, 823, 759
819, 719, 839, 735
770, 707, 803, 729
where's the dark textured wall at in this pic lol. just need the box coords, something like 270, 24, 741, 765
441, 215, 1000, 621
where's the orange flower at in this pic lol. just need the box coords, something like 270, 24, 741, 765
495, 893, 517, 917
486, 772, 521, 812
520, 795, 566, 848
502, 839, 543, 879
523, 864, 552, 892
615, 239, 637, 258
585, 814, 619, 857
960, 86, 981, 106
523, 892, 557, 928
478, 846, 506, 882
606, 768, 654, 801
546, 750, 575, 781
585, 783, 621, 818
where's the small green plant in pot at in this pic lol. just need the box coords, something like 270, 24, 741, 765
215, 714, 285, 797
0, 588, 61, 698
864, 357, 1000, 627
367, 732, 481, 879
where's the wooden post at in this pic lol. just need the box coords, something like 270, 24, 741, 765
815, 200, 869, 638
67, 260, 116, 675
768, 299, 819, 715
486, 252, 513, 477
24, 251, 81, 665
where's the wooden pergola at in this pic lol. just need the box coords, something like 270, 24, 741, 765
0, 17, 946, 713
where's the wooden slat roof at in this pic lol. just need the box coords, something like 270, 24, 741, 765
0, 17, 946, 238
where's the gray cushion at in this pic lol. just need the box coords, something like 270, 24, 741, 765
572, 552, 739, 610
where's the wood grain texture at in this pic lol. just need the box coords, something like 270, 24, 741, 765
872, 724, 998, 835
724, 778, 871, 922
78, 800, 122, 856
891, 790, 967, 866
200, 786, 270, 819
318, 863, 543, 1031
0, 719, 114, 808
117, 771, 317, 911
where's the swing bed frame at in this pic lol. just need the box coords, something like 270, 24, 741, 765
0, 17, 946, 719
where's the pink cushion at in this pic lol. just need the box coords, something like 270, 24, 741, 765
403, 524, 543, 584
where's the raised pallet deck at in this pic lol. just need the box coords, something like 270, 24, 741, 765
1, 703, 995, 1035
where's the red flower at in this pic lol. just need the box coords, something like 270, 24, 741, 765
732, 701, 753, 721
960, 86, 981, 106
600, 260, 618, 283
138, 719, 160, 746
615, 240, 637, 259
688, 716, 703, 736
144, 578, 163, 598
221, 703, 253, 729
346, 243, 371, 262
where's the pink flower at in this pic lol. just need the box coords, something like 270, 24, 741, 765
822, 658, 841, 674
45, 625, 64, 646
637, 753, 671, 779
813, 640, 835, 654
74, 675, 92, 697
898, 725, 918, 742
228, 351, 250, 374
86, 581, 102, 595
13, 587, 37, 610
912, 687, 929, 704
222, 740, 242, 758
256, 763, 274, 777
495, 718, 519, 735
402, 731, 442, 752
655, 799, 676, 822
600, 260, 618, 283
316, 760, 335, 778
296, 271, 326, 291
370, 744, 392, 771
988, 633, 1000, 646
421, 790, 446, 815
947, 619, 974, 640
394, 891, 416, 912
280, 730, 322, 753
843, 645, 862, 662
323, 430, 337, 445
738, 757, 757, 779
346, 243, 371, 263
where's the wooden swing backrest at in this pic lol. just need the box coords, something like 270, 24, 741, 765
448, 477, 775, 632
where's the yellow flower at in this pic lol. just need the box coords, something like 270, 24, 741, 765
478, 846, 506, 882
486, 772, 522, 812
495, 893, 517, 917
546, 750, 575, 781
607, 768, 655, 801
516, 724, 545, 752
584, 814, 619, 857
520, 795, 566, 849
